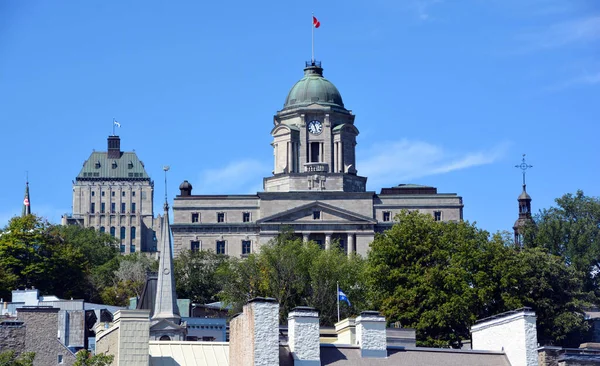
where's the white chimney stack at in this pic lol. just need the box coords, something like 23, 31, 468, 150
356, 311, 387, 358
288, 306, 320, 366
471, 307, 538, 366
230, 297, 279, 366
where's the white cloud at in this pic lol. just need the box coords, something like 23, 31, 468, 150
519, 16, 600, 50
195, 159, 270, 194
358, 140, 509, 189
414, 0, 444, 21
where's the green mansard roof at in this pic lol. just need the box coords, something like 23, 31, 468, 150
76, 136, 150, 181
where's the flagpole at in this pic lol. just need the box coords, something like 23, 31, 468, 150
311, 13, 314, 63
337, 281, 340, 323
112, 117, 115, 136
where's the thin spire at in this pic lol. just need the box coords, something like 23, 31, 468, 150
22, 174, 31, 216
152, 165, 180, 323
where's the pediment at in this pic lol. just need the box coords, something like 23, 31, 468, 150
150, 318, 185, 332
257, 201, 376, 225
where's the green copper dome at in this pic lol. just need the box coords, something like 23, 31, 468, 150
283, 63, 344, 110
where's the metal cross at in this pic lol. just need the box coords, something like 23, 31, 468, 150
515, 154, 533, 186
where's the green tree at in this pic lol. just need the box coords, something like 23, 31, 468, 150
526, 190, 600, 296
73, 350, 114, 366
100, 253, 157, 306
218, 231, 366, 324
174, 249, 227, 304
0, 215, 86, 300
367, 210, 590, 347
0, 350, 35, 366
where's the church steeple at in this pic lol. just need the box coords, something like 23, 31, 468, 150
513, 154, 534, 247
22, 179, 31, 216
152, 166, 180, 324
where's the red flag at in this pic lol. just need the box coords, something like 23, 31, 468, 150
313, 16, 320, 28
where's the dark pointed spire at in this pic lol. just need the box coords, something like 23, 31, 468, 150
22, 178, 31, 217
152, 166, 180, 323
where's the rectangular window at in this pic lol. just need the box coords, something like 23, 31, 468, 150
131, 202, 136, 213
91, 191, 95, 197
121, 203, 126, 214
58, 355, 63, 364
111, 191, 115, 197
434, 211, 442, 221
132, 191, 136, 197
191, 213, 199, 223
130, 245, 136, 253
120, 227, 126, 240
111, 203, 116, 213
101, 191, 105, 197
383, 211, 391, 222
130, 227, 136, 240
191, 241, 200, 251
216, 241, 226, 254
217, 212, 225, 223
242, 212, 250, 222
100, 203, 105, 214
91, 203, 95, 214
313, 211, 321, 220
122, 191, 126, 197
120, 244, 125, 253
310, 142, 320, 162
242, 240, 251, 255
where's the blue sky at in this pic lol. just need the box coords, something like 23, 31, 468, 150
1, 0, 598, 235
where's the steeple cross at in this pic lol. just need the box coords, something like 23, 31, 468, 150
515, 154, 533, 186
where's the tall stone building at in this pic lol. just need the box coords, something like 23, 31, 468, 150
62, 135, 158, 253
171, 61, 463, 257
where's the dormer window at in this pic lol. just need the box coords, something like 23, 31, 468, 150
128, 161, 134, 169
95, 161, 101, 169
112, 161, 117, 169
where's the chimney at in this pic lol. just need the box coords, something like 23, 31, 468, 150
334, 317, 356, 345
288, 307, 320, 366
95, 309, 150, 366
107, 135, 121, 159
229, 297, 279, 366
471, 307, 538, 366
356, 311, 387, 358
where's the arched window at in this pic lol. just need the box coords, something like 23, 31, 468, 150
120, 227, 126, 240
99, 226, 105, 233
110, 227, 115, 237
159, 335, 171, 341
130, 226, 136, 240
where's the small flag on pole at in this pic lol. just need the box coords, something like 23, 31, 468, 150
313, 16, 320, 28
114, 120, 121, 128
338, 289, 351, 306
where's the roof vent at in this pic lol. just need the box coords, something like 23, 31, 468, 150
128, 161, 134, 169
112, 161, 117, 169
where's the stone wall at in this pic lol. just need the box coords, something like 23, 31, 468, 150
19, 307, 76, 366
0, 322, 26, 356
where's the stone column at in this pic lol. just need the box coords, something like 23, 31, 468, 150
347, 233, 354, 257
303, 233, 310, 243
325, 233, 332, 250
319, 142, 323, 163
288, 307, 321, 365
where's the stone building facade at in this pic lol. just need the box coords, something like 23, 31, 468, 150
62, 135, 159, 253
171, 61, 463, 257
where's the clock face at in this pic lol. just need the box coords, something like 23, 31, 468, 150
308, 120, 323, 135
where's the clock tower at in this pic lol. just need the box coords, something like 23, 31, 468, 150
264, 61, 367, 192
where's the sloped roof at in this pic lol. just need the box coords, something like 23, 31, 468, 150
149, 341, 229, 366
76, 151, 150, 181
315, 345, 511, 366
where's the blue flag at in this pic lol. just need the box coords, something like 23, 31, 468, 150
338, 289, 351, 306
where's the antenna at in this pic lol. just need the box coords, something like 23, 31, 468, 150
163, 166, 170, 208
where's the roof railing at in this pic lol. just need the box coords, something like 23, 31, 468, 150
305, 60, 322, 68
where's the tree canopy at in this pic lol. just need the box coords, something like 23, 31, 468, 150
217, 231, 366, 324
366, 210, 590, 347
